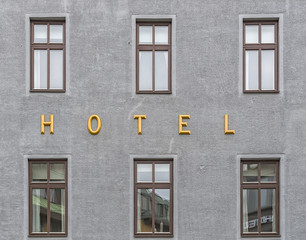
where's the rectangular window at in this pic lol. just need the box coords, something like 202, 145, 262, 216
243, 20, 278, 92
134, 159, 173, 237
29, 159, 67, 237
30, 20, 66, 92
241, 160, 279, 237
136, 22, 171, 93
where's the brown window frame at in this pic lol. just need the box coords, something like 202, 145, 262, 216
30, 20, 66, 92
243, 20, 279, 93
134, 159, 173, 237
28, 159, 68, 237
136, 22, 172, 94
240, 159, 280, 237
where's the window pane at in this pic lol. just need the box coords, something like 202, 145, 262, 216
245, 25, 259, 43
139, 26, 152, 44
139, 51, 152, 91
50, 164, 65, 182
261, 25, 275, 43
32, 164, 47, 182
50, 50, 63, 89
243, 164, 258, 182
155, 164, 170, 182
34, 50, 47, 89
34, 25, 47, 43
245, 50, 259, 90
261, 189, 276, 232
155, 26, 168, 44
261, 164, 276, 182
261, 50, 275, 90
50, 189, 65, 232
137, 164, 152, 182
32, 189, 47, 232
50, 25, 63, 43
137, 189, 153, 233
155, 189, 170, 233
243, 189, 258, 233
155, 51, 168, 91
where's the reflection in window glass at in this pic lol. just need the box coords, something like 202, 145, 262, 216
261, 50, 275, 90
137, 189, 153, 233
32, 189, 48, 232
137, 164, 152, 182
32, 164, 47, 182
155, 189, 170, 233
245, 50, 259, 90
50, 189, 65, 232
50, 164, 65, 182
243, 164, 258, 182
243, 189, 258, 233
261, 164, 276, 182
50, 50, 63, 89
261, 189, 276, 232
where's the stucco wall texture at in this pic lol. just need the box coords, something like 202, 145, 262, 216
0, 0, 305, 239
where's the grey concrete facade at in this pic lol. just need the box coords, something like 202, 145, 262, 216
0, 0, 306, 239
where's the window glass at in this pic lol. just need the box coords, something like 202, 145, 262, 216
155, 164, 170, 182
32, 164, 47, 182
261, 50, 275, 90
245, 50, 259, 90
243, 189, 258, 233
155, 51, 168, 91
154, 189, 170, 233
50, 25, 63, 43
261, 25, 275, 43
245, 25, 259, 43
50, 163, 65, 182
139, 51, 153, 91
155, 26, 168, 44
261, 189, 276, 232
50, 50, 63, 89
34, 50, 48, 89
32, 189, 48, 232
137, 164, 152, 182
243, 163, 258, 182
139, 26, 152, 44
261, 163, 276, 182
137, 189, 153, 233
34, 25, 47, 43
50, 189, 65, 232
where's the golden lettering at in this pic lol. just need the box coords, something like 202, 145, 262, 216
88, 115, 101, 135
134, 115, 146, 134
41, 114, 54, 134
224, 114, 235, 134
179, 115, 190, 135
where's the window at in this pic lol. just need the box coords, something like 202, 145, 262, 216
241, 160, 279, 237
29, 159, 67, 237
243, 20, 278, 92
134, 159, 173, 237
30, 20, 65, 92
136, 22, 171, 93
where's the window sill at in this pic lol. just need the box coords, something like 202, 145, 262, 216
30, 89, 66, 93
243, 90, 279, 93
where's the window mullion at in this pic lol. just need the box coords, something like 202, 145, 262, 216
152, 188, 155, 234
258, 186, 261, 234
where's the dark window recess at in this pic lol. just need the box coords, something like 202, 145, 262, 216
29, 159, 67, 237
134, 159, 173, 237
241, 159, 280, 237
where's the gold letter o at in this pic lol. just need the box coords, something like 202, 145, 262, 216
88, 115, 101, 135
